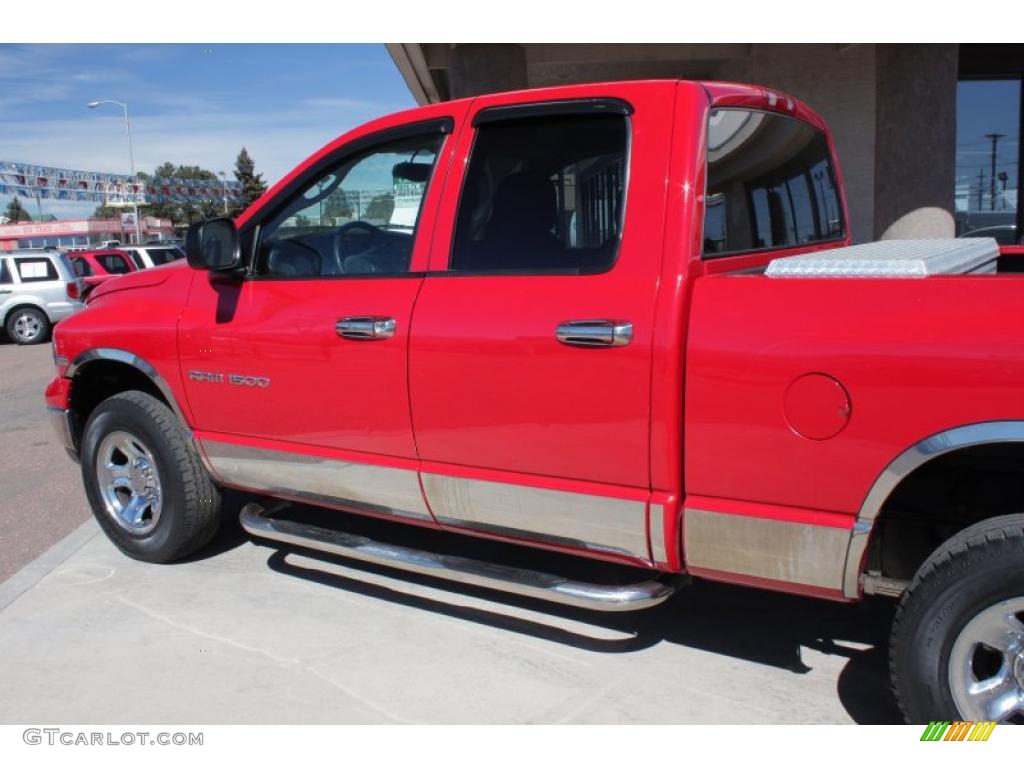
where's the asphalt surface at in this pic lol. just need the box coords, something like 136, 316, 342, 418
0, 337, 90, 583
0, 331, 904, 723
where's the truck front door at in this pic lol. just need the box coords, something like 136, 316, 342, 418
179, 114, 458, 522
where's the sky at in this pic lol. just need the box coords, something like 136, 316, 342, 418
0, 44, 416, 219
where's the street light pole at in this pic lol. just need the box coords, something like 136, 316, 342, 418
218, 171, 229, 214
88, 100, 142, 244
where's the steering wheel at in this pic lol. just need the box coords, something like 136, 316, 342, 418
334, 220, 386, 274
334, 220, 383, 255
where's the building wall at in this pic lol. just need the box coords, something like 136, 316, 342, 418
873, 44, 958, 239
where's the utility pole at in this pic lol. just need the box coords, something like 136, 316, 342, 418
985, 132, 1005, 212
998, 171, 1008, 210
977, 169, 985, 210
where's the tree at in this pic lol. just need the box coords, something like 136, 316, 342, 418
4, 196, 31, 223
364, 193, 394, 224
140, 162, 221, 224
322, 188, 353, 222
232, 147, 268, 214
93, 203, 121, 219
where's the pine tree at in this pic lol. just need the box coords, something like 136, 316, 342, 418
232, 147, 268, 214
4, 196, 32, 223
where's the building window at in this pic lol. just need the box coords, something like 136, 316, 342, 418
956, 45, 1023, 245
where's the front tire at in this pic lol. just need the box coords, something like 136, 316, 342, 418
891, 514, 1024, 723
6, 306, 51, 344
81, 391, 222, 562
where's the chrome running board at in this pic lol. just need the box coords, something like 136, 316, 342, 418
240, 500, 677, 612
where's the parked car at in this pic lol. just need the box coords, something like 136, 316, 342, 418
68, 249, 137, 295
119, 244, 186, 270
46, 80, 1024, 723
1, 249, 84, 344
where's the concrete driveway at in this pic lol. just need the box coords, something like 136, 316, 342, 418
0, 334, 901, 724
0, 501, 901, 724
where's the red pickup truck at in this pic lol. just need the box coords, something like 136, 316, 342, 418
44, 80, 1024, 724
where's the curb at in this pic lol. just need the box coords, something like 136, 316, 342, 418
0, 520, 99, 611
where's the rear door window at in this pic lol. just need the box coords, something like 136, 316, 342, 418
0, 259, 11, 284
450, 113, 628, 273
703, 108, 844, 257
13, 257, 59, 282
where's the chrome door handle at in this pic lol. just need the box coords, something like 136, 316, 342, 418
336, 316, 396, 340
555, 320, 632, 348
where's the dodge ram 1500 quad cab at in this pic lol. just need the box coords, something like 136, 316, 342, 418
45, 80, 1024, 724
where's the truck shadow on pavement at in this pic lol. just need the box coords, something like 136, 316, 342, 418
214, 499, 901, 724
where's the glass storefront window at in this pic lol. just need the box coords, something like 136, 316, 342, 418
955, 79, 1021, 244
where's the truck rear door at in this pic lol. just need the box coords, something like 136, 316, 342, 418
408, 83, 676, 564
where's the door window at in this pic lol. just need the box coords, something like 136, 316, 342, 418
145, 248, 182, 266
70, 257, 92, 277
97, 254, 131, 274
257, 133, 445, 278
451, 113, 628, 273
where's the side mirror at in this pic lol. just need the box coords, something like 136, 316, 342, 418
185, 218, 241, 272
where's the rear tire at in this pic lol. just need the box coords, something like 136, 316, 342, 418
81, 391, 222, 562
6, 307, 50, 345
891, 514, 1024, 723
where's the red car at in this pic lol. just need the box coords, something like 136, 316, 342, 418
45, 80, 1024, 724
68, 249, 136, 294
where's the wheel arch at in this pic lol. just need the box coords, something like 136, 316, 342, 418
2, 301, 49, 327
65, 348, 190, 453
843, 421, 1024, 598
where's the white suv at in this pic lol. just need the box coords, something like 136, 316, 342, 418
0, 250, 85, 344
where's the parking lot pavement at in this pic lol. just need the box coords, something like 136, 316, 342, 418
0, 493, 902, 724
0, 340, 90, 584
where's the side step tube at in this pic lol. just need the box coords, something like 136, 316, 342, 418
240, 500, 677, 612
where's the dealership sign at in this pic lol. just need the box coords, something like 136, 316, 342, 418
0, 161, 245, 205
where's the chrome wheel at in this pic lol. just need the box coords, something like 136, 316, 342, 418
949, 597, 1024, 722
12, 311, 43, 342
95, 430, 163, 535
